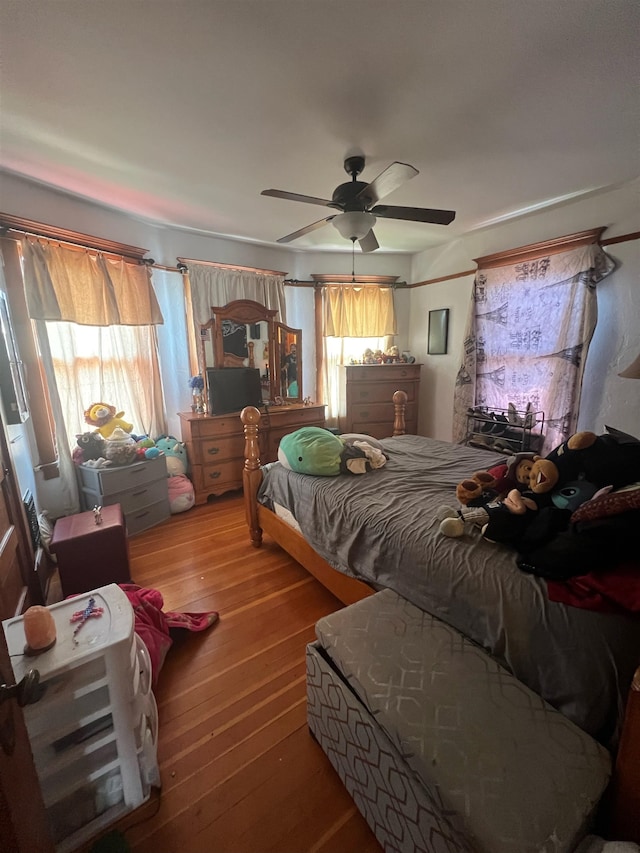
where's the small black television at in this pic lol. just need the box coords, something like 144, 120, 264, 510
206, 366, 262, 415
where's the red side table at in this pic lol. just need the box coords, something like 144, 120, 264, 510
50, 504, 131, 597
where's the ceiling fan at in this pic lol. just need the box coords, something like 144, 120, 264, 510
261, 155, 455, 252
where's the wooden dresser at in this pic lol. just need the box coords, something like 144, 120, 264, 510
179, 403, 326, 504
340, 363, 421, 438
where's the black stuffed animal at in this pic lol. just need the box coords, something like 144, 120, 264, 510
516, 426, 640, 579
74, 431, 106, 462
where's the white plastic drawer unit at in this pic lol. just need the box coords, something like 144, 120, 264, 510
3, 583, 160, 851
76, 455, 170, 536
76, 456, 166, 496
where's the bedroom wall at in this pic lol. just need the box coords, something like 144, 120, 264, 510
0, 172, 412, 408
407, 179, 640, 441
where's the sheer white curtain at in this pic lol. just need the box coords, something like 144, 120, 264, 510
46, 322, 166, 447
452, 241, 615, 453
187, 264, 287, 327
151, 268, 191, 437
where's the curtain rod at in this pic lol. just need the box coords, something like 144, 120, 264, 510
285, 278, 407, 288
177, 256, 287, 276
0, 229, 155, 266
0, 213, 150, 261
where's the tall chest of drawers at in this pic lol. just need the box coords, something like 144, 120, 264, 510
340, 363, 421, 438
179, 403, 326, 505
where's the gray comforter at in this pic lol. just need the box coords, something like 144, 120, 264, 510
258, 434, 640, 745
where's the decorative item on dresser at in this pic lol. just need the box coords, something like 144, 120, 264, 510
179, 402, 326, 505
340, 362, 421, 438
75, 455, 170, 536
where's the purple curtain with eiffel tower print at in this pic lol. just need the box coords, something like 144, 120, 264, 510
452, 243, 614, 454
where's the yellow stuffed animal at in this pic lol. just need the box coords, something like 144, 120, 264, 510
84, 402, 133, 439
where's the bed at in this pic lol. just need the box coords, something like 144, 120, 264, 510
240, 393, 640, 746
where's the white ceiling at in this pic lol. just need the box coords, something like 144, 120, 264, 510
1, 1, 638, 255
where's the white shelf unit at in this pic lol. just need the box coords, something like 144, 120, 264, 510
3, 584, 160, 852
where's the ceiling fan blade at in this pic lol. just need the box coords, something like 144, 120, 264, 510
372, 205, 456, 225
261, 189, 333, 208
356, 161, 419, 206
358, 229, 379, 253
276, 216, 336, 244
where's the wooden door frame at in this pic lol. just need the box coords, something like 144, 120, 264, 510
0, 411, 53, 851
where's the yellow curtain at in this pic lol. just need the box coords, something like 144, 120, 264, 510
22, 239, 163, 326
323, 285, 396, 337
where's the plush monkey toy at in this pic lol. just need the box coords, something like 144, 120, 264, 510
439, 489, 539, 541
456, 452, 536, 506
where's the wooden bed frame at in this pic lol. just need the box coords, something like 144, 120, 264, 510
241, 391, 640, 839
240, 389, 409, 605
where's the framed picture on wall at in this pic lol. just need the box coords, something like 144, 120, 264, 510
428, 308, 449, 355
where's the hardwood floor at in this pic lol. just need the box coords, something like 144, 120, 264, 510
89, 494, 381, 853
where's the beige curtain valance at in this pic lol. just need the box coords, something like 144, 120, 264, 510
323, 284, 397, 337
21, 239, 163, 326
186, 262, 287, 328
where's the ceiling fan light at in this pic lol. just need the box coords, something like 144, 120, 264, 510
332, 211, 376, 241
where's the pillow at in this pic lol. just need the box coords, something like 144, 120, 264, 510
571, 482, 640, 523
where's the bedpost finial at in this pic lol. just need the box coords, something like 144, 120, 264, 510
241, 406, 262, 425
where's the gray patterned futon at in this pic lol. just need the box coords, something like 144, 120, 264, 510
307, 589, 612, 853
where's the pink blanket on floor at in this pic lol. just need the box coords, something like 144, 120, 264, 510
119, 584, 219, 684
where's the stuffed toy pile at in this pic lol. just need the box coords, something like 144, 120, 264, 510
155, 435, 195, 514
74, 407, 196, 516
439, 426, 640, 580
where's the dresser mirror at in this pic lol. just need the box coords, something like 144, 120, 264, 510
199, 299, 302, 411
275, 322, 303, 402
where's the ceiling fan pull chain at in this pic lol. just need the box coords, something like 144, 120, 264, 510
352, 240, 355, 282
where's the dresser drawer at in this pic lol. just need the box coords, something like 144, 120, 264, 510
348, 379, 418, 405
188, 413, 254, 439
349, 417, 418, 438
198, 434, 245, 463
345, 364, 421, 382
109, 478, 169, 515
268, 405, 325, 429
348, 421, 394, 440
125, 498, 171, 536
77, 457, 167, 497
346, 400, 416, 423
195, 459, 243, 492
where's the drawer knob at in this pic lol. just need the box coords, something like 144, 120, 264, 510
207, 447, 220, 456
132, 489, 148, 498
360, 411, 369, 418
209, 471, 221, 480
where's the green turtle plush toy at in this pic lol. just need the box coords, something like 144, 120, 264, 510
278, 427, 388, 476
